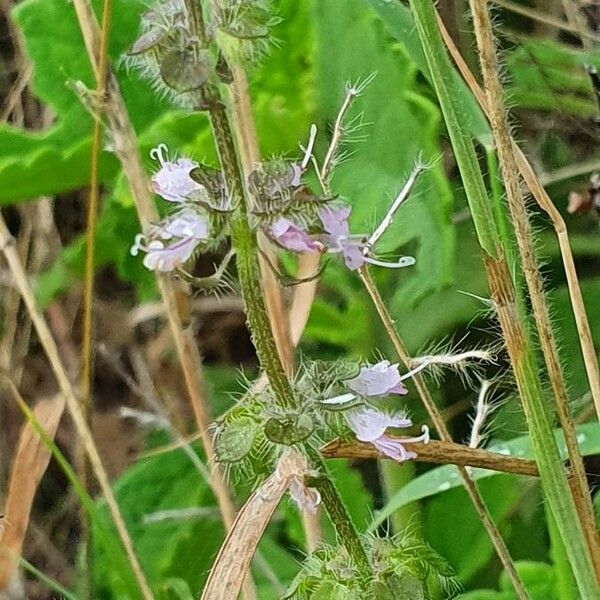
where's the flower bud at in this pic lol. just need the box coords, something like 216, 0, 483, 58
160, 45, 215, 93
214, 417, 260, 463
264, 413, 314, 445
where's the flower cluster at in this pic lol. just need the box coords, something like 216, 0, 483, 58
130, 144, 222, 272
125, 0, 278, 105
323, 360, 429, 462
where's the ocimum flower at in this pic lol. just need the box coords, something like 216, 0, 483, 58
150, 143, 203, 203
269, 217, 324, 253
346, 360, 408, 397
345, 406, 429, 462
131, 208, 210, 272
318, 205, 415, 271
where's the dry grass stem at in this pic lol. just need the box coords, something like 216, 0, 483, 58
321, 437, 539, 477
445, 3, 600, 574
438, 11, 600, 423
201, 452, 309, 600
0, 393, 65, 588
68, 5, 248, 590
0, 216, 154, 600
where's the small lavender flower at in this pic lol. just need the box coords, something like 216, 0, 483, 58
270, 217, 323, 253
150, 143, 203, 203
345, 406, 429, 462
318, 205, 366, 270
346, 360, 408, 397
318, 205, 416, 271
131, 208, 210, 272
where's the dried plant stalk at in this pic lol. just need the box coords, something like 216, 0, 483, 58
445, 3, 600, 575
67, 7, 251, 594
321, 437, 539, 477
437, 12, 600, 423
0, 216, 154, 600
0, 393, 65, 588
201, 452, 308, 600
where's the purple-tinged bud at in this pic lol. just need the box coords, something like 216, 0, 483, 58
345, 406, 429, 463
270, 218, 324, 253
346, 360, 408, 397
150, 144, 203, 203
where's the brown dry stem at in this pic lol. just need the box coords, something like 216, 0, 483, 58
321, 437, 539, 477
0, 393, 65, 588
201, 452, 309, 600
68, 2, 246, 584
0, 216, 154, 599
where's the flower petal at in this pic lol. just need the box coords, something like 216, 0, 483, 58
346, 360, 405, 397
345, 406, 395, 442
371, 435, 417, 462
270, 218, 323, 253
142, 236, 199, 272
151, 156, 203, 203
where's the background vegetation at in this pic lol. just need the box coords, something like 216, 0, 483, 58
1, 0, 600, 598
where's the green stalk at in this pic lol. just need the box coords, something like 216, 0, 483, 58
200, 82, 371, 578
408, 2, 599, 597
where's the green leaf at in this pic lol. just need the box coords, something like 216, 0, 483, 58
313, 0, 455, 306
506, 38, 600, 118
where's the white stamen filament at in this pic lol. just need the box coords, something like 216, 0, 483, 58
300, 123, 318, 170
399, 425, 430, 445
363, 255, 416, 269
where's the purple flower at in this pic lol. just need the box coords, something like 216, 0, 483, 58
270, 218, 324, 253
131, 209, 210, 272
318, 206, 367, 270
318, 205, 416, 271
346, 360, 408, 397
150, 143, 203, 203
140, 237, 199, 272
345, 406, 429, 462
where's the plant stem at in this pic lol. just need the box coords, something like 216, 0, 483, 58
437, 11, 600, 422
408, 2, 600, 596
81, 0, 113, 594
201, 81, 371, 569
359, 266, 529, 600
468, 0, 600, 581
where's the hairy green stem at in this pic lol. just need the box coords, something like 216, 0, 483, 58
408, 1, 599, 596
468, 1, 600, 583
306, 467, 372, 581
200, 77, 370, 575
